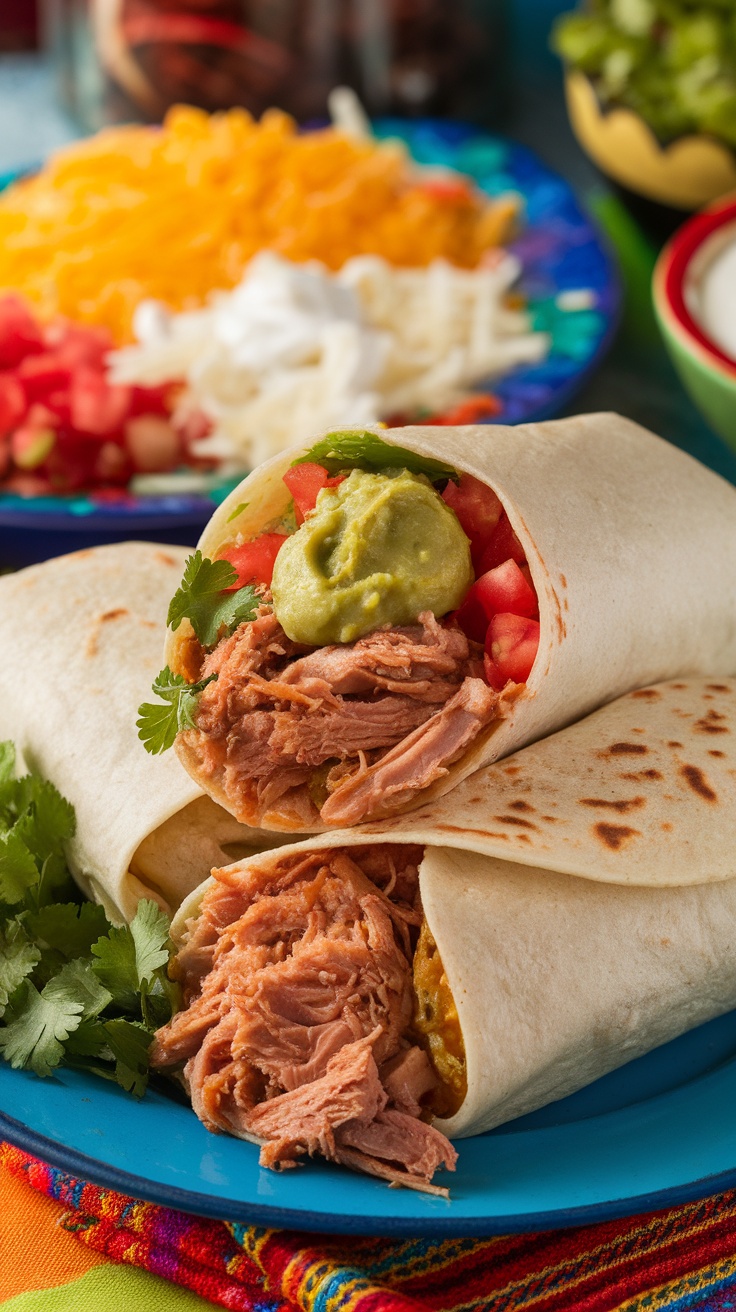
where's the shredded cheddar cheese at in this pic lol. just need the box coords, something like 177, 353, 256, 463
0, 106, 518, 343
413, 919, 467, 1118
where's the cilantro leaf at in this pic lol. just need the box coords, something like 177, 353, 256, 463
136, 666, 217, 756
295, 430, 459, 484
91, 900, 172, 1008
0, 742, 16, 784
90, 923, 139, 1012
0, 975, 84, 1076
103, 1019, 152, 1097
0, 921, 40, 1016
48, 958, 112, 1021
130, 900, 171, 985
0, 830, 40, 906
22, 779, 76, 860
166, 550, 260, 648
26, 902, 110, 960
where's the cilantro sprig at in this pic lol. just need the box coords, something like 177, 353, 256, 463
137, 666, 217, 756
167, 550, 259, 648
295, 429, 460, 484
0, 743, 179, 1094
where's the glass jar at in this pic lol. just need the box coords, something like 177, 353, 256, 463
44, 0, 507, 131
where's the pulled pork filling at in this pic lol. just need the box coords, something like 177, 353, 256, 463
180, 602, 499, 830
151, 844, 459, 1195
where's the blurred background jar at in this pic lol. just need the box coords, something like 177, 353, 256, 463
43, 0, 508, 130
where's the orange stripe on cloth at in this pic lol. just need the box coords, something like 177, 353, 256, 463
0, 1165, 106, 1301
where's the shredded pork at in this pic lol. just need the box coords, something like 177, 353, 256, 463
181, 605, 499, 828
152, 845, 458, 1194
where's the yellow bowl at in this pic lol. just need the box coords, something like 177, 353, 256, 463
564, 69, 736, 212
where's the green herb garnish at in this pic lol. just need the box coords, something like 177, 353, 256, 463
167, 550, 260, 648
0, 743, 179, 1092
294, 430, 459, 484
137, 666, 217, 756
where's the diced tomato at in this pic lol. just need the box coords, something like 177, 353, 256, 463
94, 441, 131, 484
125, 415, 181, 472
220, 534, 289, 589
455, 559, 538, 643
17, 353, 71, 403
477, 511, 526, 573
441, 473, 504, 569
0, 372, 26, 433
283, 462, 345, 524
428, 394, 501, 426
0, 296, 44, 369
45, 319, 112, 370
484, 613, 540, 690
128, 383, 175, 419
11, 405, 57, 470
70, 367, 132, 437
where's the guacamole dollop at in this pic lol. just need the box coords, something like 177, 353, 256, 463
271, 468, 474, 646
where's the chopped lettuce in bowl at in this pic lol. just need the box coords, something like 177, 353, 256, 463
553, 0, 736, 149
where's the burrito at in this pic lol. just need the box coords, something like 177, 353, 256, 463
151, 677, 736, 1195
151, 414, 736, 833
0, 542, 293, 922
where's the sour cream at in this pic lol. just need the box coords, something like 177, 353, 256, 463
686, 223, 736, 362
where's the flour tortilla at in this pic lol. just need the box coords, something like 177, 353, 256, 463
171, 677, 736, 1139
0, 543, 293, 923
166, 412, 736, 831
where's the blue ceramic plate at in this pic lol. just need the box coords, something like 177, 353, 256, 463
0, 121, 619, 565
2, 1007, 736, 1236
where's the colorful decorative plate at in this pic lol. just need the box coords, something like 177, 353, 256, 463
2, 1007, 736, 1237
0, 120, 619, 565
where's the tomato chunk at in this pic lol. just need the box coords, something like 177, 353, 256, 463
441, 473, 503, 569
0, 373, 27, 433
455, 559, 538, 643
484, 613, 540, 690
0, 296, 44, 369
477, 511, 526, 573
283, 462, 344, 524
17, 353, 71, 403
70, 367, 132, 437
220, 534, 288, 589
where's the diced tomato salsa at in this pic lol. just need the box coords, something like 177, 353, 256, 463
219, 533, 289, 589
283, 462, 345, 524
0, 294, 196, 495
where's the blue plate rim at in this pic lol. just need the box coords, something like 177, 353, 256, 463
2, 1105, 734, 1238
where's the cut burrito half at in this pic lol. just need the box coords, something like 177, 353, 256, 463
147, 414, 736, 833
0, 543, 295, 922
152, 677, 736, 1195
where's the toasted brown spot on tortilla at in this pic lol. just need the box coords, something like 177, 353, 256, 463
593, 823, 640, 850
579, 796, 646, 813
509, 800, 535, 813
621, 769, 663, 782
703, 694, 714, 701
156, 551, 178, 567
670, 683, 687, 690
503, 765, 522, 777
494, 814, 539, 831
516, 833, 532, 843
435, 825, 509, 841
667, 742, 683, 750
661, 937, 671, 947
680, 764, 717, 802
559, 573, 567, 588
100, 608, 128, 622
541, 815, 560, 823
707, 684, 732, 693
631, 689, 661, 700
661, 822, 673, 832
708, 750, 726, 759
605, 742, 649, 756
694, 710, 730, 734
468, 796, 484, 805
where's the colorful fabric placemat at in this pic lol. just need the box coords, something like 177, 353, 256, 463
3, 1143, 736, 1311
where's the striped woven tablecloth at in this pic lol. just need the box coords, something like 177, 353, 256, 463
2, 1143, 736, 1311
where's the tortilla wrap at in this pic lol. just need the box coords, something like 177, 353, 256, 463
0, 542, 292, 923
163, 677, 736, 1168
165, 411, 736, 832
